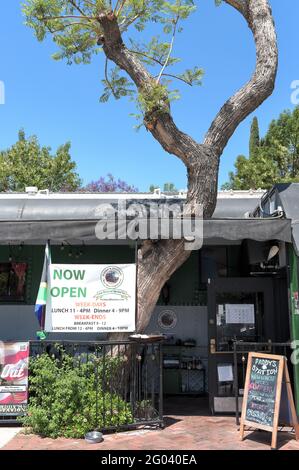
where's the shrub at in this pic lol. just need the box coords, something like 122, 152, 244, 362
20, 349, 133, 438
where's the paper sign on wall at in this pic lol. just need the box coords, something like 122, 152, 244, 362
225, 304, 255, 324
217, 364, 234, 382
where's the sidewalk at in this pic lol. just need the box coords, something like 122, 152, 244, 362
2, 397, 299, 450
0, 427, 21, 449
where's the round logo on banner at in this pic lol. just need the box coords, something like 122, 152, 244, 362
158, 309, 177, 329
101, 266, 124, 289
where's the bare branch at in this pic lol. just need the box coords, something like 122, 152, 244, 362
156, 15, 179, 84
204, 0, 278, 155
119, 10, 146, 31
69, 0, 88, 18
128, 49, 164, 66
41, 15, 95, 20
115, 0, 128, 17
159, 73, 192, 86
45, 22, 92, 33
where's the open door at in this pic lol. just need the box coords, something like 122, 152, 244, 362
207, 277, 275, 414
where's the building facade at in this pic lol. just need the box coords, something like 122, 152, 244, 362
0, 184, 298, 415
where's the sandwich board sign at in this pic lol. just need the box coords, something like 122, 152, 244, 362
240, 352, 299, 449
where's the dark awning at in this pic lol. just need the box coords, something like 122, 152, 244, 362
273, 184, 299, 255
0, 218, 291, 243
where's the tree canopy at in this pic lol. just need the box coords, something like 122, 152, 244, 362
23, 0, 204, 120
0, 130, 81, 192
84, 173, 138, 192
149, 182, 177, 192
223, 107, 299, 190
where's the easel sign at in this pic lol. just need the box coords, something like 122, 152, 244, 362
240, 352, 299, 450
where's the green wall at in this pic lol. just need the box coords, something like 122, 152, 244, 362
0, 244, 222, 308
0, 244, 136, 305
157, 251, 204, 306
289, 245, 299, 412
0, 245, 45, 304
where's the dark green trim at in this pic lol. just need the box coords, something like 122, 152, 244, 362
288, 245, 299, 413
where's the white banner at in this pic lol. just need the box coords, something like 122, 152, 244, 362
45, 264, 136, 333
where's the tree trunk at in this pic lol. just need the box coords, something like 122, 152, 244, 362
136, 143, 219, 333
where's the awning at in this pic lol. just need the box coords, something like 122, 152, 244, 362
0, 217, 291, 243
270, 184, 299, 256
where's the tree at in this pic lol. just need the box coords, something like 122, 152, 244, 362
249, 116, 260, 158
23, 0, 278, 333
84, 173, 138, 192
223, 106, 299, 190
149, 182, 177, 192
0, 130, 81, 192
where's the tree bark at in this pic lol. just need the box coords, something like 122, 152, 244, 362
99, 0, 278, 335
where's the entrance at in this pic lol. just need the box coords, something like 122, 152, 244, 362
207, 277, 288, 414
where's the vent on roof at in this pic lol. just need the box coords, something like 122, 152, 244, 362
25, 186, 38, 195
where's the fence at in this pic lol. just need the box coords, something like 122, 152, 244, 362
0, 339, 164, 431
233, 341, 292, 425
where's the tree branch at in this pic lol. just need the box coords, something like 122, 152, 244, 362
97, 12, 199, 166
156, 15, 179, 84
119, 10, 146, 31
69, 0, 89, 18
41, 15, 95, 20
127, 49, 164, 66
204, 0, 278, 155
155, 73, 192, 86
104, 57, 117, 98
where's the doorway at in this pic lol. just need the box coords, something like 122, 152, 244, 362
207, 277, 289, 414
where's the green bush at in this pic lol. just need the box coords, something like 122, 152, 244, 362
20, 349, 133, 438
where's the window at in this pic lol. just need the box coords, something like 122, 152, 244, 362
0, 263, 27, 301
215, 292, 264, 351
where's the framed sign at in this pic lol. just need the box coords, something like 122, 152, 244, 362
45, 264, 136, 333
240, 352, 299, 449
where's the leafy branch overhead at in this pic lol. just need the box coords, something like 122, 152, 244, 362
23, 0, 203, 115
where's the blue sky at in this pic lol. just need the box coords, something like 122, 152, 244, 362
0, 1, 298, 191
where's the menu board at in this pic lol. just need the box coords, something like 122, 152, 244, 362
240, 352, 299, 449
245, 356, 279, 427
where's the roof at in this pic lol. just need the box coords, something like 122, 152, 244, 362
0, 188, 291, 245
0, 190, 265, 221
257, 183, 299, 255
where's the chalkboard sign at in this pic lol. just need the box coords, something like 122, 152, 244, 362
240, 352, 299, 449
245, 356, 280, 428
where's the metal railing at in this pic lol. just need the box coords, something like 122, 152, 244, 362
233, 341, 292, 425
0, 339, 164, 431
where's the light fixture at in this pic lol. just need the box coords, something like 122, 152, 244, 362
8, 244, 12, 262
267, 245, 279, 262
